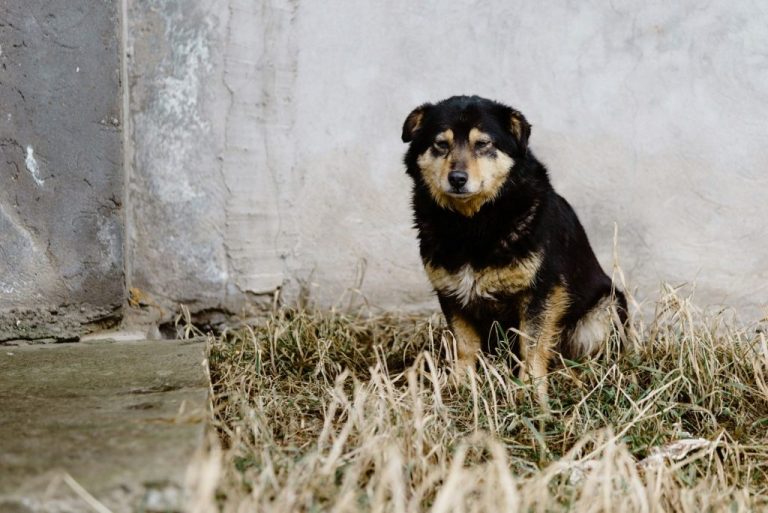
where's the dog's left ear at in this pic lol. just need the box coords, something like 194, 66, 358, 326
500, 106, 531, 155
402, 103, 432, 143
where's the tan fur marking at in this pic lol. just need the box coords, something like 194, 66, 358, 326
425, 252, 542, 307
519, 285, 571, 406
448, 194, 491, 218
507, 200, 539, 243
510, 117, 523, 142
434, 129, 454, 145
449, 315, 482, 375
468, 127, 491, 146
477, 254, 541, 296
473, 150, 514, 205
416, 130, 454, 211
404, 109, 425, 139
416, 128, 515, 217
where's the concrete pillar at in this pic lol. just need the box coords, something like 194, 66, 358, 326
124, 0, 290, 326
0, 1, 124, 341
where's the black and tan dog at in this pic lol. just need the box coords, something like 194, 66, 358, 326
401, 95, 627, 402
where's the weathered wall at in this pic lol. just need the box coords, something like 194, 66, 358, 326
130, 1, 768, 320
126, 0, 297, 324
125, 0, 230, 322
0, 1, 124, 341
1, 1, 765, 339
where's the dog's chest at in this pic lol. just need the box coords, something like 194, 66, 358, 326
425, 252, 541, 308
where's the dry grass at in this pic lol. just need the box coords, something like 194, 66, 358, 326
192, 287, 768, 512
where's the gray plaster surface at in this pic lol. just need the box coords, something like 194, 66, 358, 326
125, 1, 768, 320
0, 338, 208, 512
0, 1, 124, 338
125, 0, 234, 320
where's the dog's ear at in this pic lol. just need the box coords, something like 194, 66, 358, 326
508, 108, 531, 154
497, 106, 531, 155
402, 103, 432, 143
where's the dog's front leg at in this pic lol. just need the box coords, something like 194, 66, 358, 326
448, 314, 482, 380
438, 297, 481, 381
518, 286, 570, 407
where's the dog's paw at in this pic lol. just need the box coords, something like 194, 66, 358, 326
448, 360, 476, 388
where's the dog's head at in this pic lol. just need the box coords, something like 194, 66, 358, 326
402, 96, 530, 217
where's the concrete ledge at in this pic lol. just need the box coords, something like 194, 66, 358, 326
0, 338, 208, 513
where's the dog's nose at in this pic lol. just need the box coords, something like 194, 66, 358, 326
448, 170, 468, 189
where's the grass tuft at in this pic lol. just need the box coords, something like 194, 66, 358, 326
195, 288, 768, 512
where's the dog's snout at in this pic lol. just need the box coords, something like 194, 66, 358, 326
448, 170, 468, 189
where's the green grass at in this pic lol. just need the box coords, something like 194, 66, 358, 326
191, 288, 768, 512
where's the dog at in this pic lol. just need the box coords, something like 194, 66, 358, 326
401, 95, 627, 403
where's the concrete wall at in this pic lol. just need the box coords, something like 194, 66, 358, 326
125, 0, 231, 321
0, 1, 124, 341
126, 0, 768, 320
3, 1, 766, 339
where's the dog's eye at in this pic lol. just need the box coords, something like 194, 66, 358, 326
433, 141, 450, 152
475, 139, 492, 150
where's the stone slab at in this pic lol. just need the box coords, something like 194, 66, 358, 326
0, 338, 208, 512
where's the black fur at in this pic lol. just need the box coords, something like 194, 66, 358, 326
403, 95, 626, 360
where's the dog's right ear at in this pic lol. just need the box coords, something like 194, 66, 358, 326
401, 103, 432, 143
506, 108, 531, 155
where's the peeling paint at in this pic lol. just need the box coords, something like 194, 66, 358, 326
24, 146, 44, 186
139, 12, 212, 203
96, 217, 120, 273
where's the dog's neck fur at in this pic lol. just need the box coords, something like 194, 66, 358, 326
412, 154, 552, 270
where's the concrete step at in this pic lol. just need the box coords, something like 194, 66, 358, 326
0, 338, 209, 513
